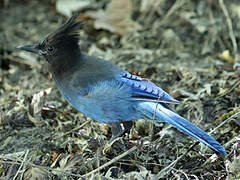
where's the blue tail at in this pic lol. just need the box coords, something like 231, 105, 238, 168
139, 102, 226, 155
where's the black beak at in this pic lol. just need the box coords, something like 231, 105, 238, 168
17, 44, 41, 55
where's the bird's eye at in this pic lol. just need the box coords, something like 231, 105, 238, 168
47, 46, 55, 53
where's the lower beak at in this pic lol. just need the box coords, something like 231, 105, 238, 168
17, 44, 41, 55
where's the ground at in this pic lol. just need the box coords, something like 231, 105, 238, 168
0, 0, 240, 179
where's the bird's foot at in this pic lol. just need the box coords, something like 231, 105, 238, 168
102, 137, 122, 154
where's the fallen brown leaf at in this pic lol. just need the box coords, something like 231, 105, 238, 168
89, 0, 141, 35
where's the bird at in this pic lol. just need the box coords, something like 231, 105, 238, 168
17, 14, 226, 156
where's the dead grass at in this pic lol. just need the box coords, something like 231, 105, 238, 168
1, 0, 240, 179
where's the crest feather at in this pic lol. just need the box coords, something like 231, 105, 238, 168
44, 14, 84, 46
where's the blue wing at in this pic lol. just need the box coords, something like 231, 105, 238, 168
116, 72, 179, 104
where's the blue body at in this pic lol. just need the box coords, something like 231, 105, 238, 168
53, 53, 226, 155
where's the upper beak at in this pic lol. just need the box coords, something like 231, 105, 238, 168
17, 44, 41, 55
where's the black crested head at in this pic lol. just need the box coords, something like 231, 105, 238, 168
17, 14, 84, 65
43, 14, 84, 51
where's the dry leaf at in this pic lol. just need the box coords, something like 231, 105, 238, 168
31, 88, 52, 116
89, 0, 141, 35
52, 151, 59, 162
217, 50, 235, 63
27, 88, 52, 126
58, 154, 82, 171
98, 123, 108, 135
56, 0, 90, 17
130, 128, 141, 140
24, 167, 49, 180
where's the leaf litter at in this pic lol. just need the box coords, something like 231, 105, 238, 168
0, 0, 240, 179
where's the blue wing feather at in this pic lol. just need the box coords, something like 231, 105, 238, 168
117, 72, 179, 104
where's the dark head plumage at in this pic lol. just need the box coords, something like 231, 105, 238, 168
17, 14, 84, 64
43, 14, 84, 47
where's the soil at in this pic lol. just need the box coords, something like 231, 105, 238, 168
0, 0, 240, 179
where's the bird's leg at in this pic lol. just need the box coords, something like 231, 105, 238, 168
103, 122, 123, 153
122, 121, 133, 134
103, 122, 133, 154
109, 122, 124, 141
109, 121, 133, 141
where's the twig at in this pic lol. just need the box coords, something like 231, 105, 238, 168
219, 0, 237, 54
216, 80, 240, 99
225, 134, 240, 148
13, 150, 29, 180
1, 156, 82, 178
160, 0, 186, 26
156, 143, 199, 178
102, 137, 122, 155
209, 109, 240, 134
81, 146, 137, 179
218, 0, 240, 70
153, 95, 161, 121
53, 119, 91, 140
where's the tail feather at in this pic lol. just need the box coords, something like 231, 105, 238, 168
140, 102, 226, 155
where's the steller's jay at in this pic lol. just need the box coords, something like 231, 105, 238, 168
17, 14, 226, 155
